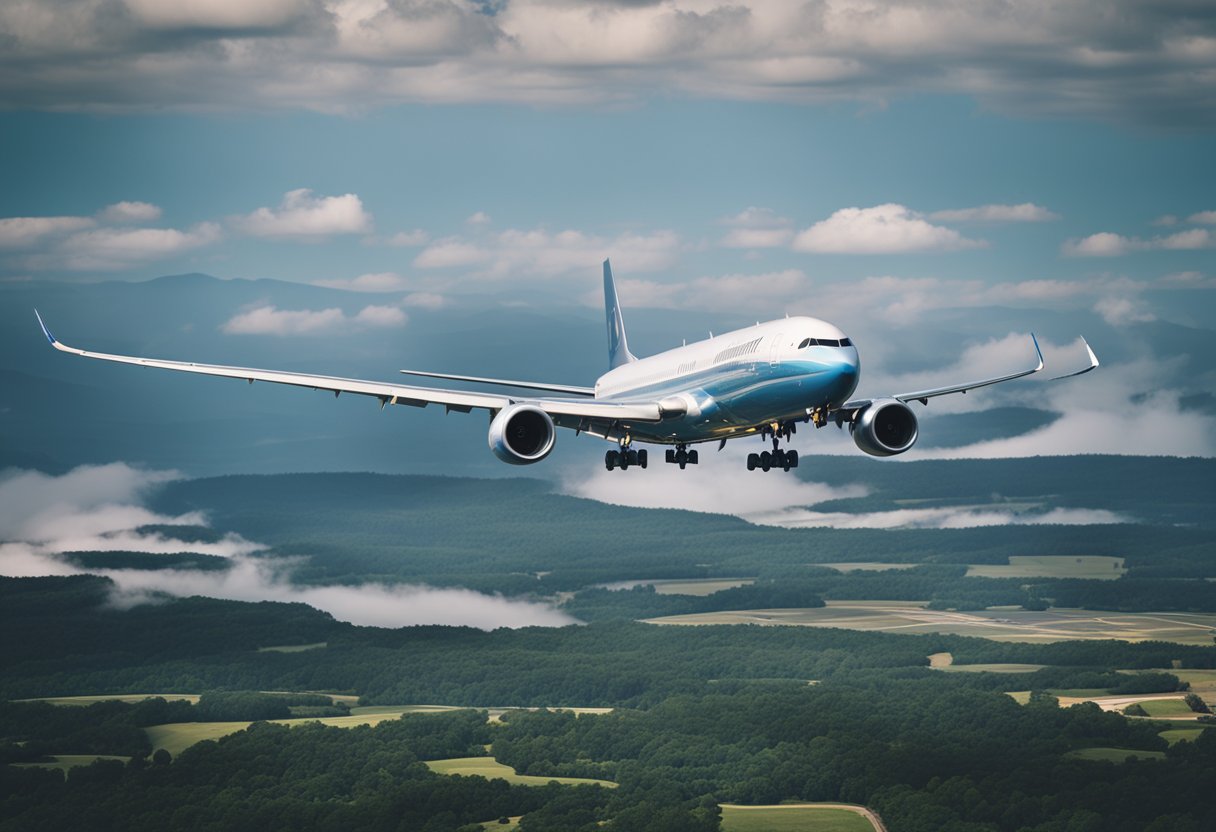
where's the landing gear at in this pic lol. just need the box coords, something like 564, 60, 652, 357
746, 425, 799, 472
664, 443, 699, 469
605, 446, 647, 471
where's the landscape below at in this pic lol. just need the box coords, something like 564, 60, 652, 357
3, 458, 1216, 831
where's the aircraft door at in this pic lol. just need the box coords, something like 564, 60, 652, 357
768, 332, 783, 366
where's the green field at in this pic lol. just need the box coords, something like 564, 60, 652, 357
1161, 728, 1209, 744
20, 693, 201, 706
1138, 699, 1199, 718
720, 804, 877, 831
425, 757, 616, 788
965, 556, 1125, 580
646, 603, 1216, 645
600, 578, 756, 596
12, 755, 131, 772
818, 563, 917, 573
145, 707, 446, 757
1065, 748, 1166, 762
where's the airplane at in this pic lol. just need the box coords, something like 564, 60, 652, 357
34, 259, 1098, 473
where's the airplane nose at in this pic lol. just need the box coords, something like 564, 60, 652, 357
834, 349, 860, 398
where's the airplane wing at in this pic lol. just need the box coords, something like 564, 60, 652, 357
33, 311, 667, 423
839, 334, 1098, 412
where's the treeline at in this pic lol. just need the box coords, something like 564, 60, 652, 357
2, 711, 576, 832
142, 471, 1216, 596
0, 692, 349, 763
568, 568, 1216, 621
487, 679, 1215, 832
566, 582, 825, 621
5, 577, 1215, 707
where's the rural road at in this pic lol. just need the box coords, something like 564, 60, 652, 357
721, 802, 889, 832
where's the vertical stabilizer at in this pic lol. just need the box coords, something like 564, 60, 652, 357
603, 259, 637, 370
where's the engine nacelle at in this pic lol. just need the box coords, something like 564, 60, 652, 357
853, 398, 919, 457
488, 404, 556, 465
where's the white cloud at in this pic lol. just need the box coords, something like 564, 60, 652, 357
466, 211, 492, 226
58, 222, 222, 270
751, 505, 1128, 530
314, 272, 411, 292
122, 0, 312, 30
718, 207, 794, 248
792, 204, 985, 254
611, 269, 810, 313
221, 303, 406, 335
1093, 296, 1155, 326
386, 229, 431, 246
0, 463, 572, 629
1151, 215, 1178, 227
414, 227, 681, 279
1, 1, 1213, 126
238, 189, 372, 239
1188, 211, 1216, 225
0, 216, 96, 248
563, 454, 868, 519
1064, 228, 1213, 256
99, 201, 162, 223
929, 203, 1059, 223
401, 291, 447, 309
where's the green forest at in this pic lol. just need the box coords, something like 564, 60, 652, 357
4, 458, 1216, 830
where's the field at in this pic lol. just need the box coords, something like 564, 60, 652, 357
965, 556, 1125, 580
646, 602, 1216, 644
1138, 698, 1199, 718
425, 757, 617, 788
12, 755, 130, 772
1161, 728, 1210, 745
145, 707, 453, 757
1064, 748, 1166, 762
599, 578, 756, 596
818, 563, 918, 573
20, 693, 201, 706
720, 803, 880, 831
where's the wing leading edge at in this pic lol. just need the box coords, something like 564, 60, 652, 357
32, 311, 666, 423
840, 334, 1098, 412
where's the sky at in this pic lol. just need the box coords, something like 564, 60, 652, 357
1, 0, 1214, 459
1, 0, 1214, 621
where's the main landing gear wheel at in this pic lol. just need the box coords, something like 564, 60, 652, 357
605, 448, 647, 471
746, 430, 800, 472
664, 444, 699, 469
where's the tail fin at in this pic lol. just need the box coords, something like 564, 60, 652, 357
603, 259, 637, 370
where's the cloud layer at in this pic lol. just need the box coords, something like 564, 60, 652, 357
221, 303, 407, 335
0, 1, 1213, 125
0, 463, 572, 629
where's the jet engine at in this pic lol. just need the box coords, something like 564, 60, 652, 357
488, 404, 556, 465
852, 398, 918, 457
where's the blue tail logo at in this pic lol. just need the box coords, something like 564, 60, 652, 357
603, 259, 637, 370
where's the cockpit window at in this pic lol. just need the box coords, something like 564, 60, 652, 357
798, 338, 812, 349
819, 338, 840, 347
840, 337, 852, 347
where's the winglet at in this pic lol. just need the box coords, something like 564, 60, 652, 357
1030, 333, 1044, 372
1049, 336, 1100, 381
34, 309, 56, 345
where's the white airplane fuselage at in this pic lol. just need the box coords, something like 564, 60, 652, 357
593, 316, 860, 445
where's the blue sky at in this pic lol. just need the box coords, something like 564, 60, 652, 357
2, 0, 1215, 463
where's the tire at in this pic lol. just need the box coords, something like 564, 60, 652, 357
605, 450, 616, 471
747, 453, 758, 471
676, 449, 687, 469
627, 450, 639, 466
788, 450, 798, 469
760, 451, 771, 472
637, 449, 648, 468
688, 450, 698, 465
666, 449, 675, 463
